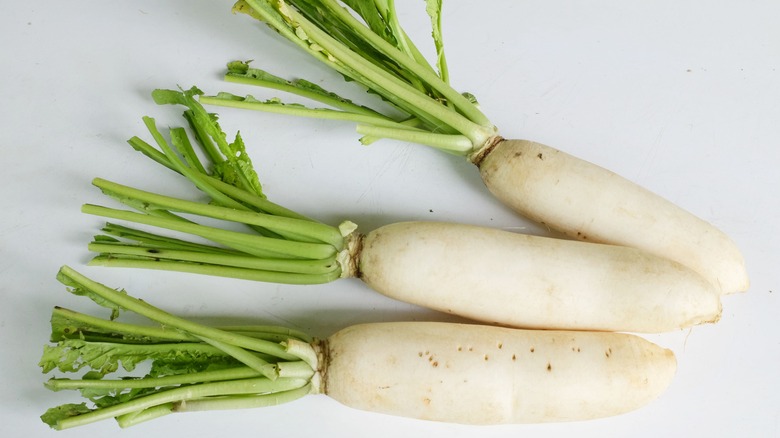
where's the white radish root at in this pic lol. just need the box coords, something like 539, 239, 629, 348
322, 322, 676, 424
477, 139, 749, 295
356, 221, 721, 333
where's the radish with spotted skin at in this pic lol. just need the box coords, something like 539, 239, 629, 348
325, 321, 677, 424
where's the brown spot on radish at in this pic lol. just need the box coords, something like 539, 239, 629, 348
457, 346, 463, 352
547, 363, 552, 372
605, 348, 613, 358
484, 354, 489, 361
432, 361, 439, 368
423, 397, 431, 406
530, 347, 535, 353
418, 352, 423, 357
537, 153, 544, 160
512, 354, 517, 361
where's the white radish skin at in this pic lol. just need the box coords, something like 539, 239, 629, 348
477, 139, 749, 295
357, 221, 720, 333
323, 322, 676, 424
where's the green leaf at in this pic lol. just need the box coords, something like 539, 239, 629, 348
86, 386, 165, 409
220, 131, 262, 194
49, 307, 193, 345
40, 403, 93, 429
226, 61, 382, 116
152, 87, 265, 197
49, 309, 142, 344
39, 338, 238, 375
424, 0, 449, 83
341, 0, 396, 45
148, 357, 241, 378
56, 271, 125, 320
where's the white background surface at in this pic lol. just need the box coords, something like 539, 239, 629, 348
2, 1, 778, 436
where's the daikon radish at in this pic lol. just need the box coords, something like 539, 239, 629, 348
478, 139, 749, 295
357, 221, 721, 333
41, 267, 677, 429
325, 322, 676, 424
199, 0, 749, 294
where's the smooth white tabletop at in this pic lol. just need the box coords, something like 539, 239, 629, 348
2, 1, 778, 436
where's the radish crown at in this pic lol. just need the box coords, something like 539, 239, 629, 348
84, 87, 353, 284
40, 266, 318, 429
200, 0, 498, 156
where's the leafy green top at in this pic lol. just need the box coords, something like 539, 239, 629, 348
83, 87, 352, 285
201, 0, 498, 156
40, 266, 317, 430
